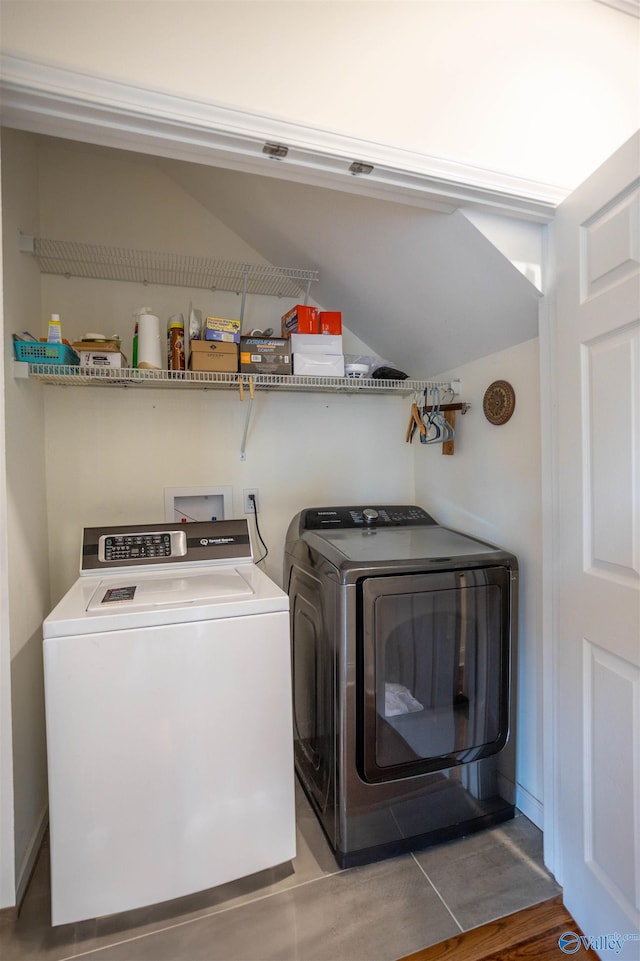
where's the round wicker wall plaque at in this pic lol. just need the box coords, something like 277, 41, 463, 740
483, 380, 516, 425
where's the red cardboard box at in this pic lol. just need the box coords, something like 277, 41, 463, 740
319, 311, 342, 335
281, 304, 319, 337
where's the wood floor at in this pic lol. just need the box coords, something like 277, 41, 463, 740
398, 895, 599, 961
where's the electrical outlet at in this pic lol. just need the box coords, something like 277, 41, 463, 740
243, 488, 259, 513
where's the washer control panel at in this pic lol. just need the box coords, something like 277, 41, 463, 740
302, 505, 436, 530
98, 530, 186, 563
81, 520, 252, 573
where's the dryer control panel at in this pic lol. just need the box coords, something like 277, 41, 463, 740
301, 505, 436, 530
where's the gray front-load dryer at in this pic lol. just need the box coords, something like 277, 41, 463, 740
284, 505, 518, 867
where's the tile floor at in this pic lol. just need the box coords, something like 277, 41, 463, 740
1, 782, 560, 961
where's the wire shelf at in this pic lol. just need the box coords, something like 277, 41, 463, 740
28, 238, 320, 297
24, 365, 446, 394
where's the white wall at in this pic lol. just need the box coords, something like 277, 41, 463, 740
1, 129, 50, 906
461, 210, 544, 290
0, 132, 16, 912
44, 388, 415, 600
2, 1, 638, 192
415, 339, 544, 822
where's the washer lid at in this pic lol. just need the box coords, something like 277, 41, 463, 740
304, 524, 502, 563
86, 569, 253, 612
43, 562, 288, 638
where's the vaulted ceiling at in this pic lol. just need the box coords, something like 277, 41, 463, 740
153, 156, 541, 377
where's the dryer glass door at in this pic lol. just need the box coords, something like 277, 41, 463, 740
358, 566, 511, 783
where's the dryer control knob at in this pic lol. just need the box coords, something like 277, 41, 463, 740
363, 508, 379, 524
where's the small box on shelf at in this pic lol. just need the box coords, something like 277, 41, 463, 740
189, 341, 238, 373
204, 317, 241, 343
281, 305, 319, 337
240, 337, 291, 374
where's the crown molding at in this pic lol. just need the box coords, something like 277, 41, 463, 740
0, 53, 566, 222
594, 0, 640, 19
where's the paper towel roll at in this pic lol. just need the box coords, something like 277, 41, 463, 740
137, 313, 163, 369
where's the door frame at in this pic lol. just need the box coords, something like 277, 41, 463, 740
0, 178, 17, 910
539, 225, 562, 880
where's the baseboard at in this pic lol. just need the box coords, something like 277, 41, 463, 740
516, 784, 543, 829
0, 904, 19, 924
14, 803, 48, 909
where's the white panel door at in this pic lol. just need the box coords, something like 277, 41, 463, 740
553, 132, 640, 958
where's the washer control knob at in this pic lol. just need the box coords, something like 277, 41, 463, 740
362, 508, 379, 525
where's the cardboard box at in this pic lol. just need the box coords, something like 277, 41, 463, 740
73, 339, 121, 353
319, 311, 342, 335
293, 353, 345, 377
78, 350, 125, 368
290, 333, 343, 355
204, 317, 241, 343
240, 337, 291, 374
189, 340, 238, 373
281, 304, 319, 337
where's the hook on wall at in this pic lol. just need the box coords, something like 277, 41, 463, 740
405, 384, 469, 455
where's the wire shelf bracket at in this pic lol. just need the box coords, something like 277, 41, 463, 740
15, 364, 453, 459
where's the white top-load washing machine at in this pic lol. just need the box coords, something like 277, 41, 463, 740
43, 519, 295, 926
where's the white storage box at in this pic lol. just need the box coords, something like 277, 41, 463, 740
293, 353, 345, 377
290, 333, 343, 355
79, 350, 124, 368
